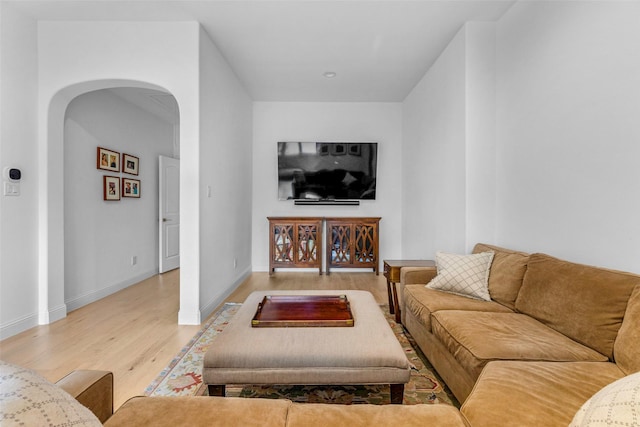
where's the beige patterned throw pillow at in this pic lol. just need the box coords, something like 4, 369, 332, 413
426, 251, 494, 301
0, 360, 102, 427
570, 371, 640, 427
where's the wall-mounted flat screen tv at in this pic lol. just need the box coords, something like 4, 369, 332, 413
277, 142, 378, 201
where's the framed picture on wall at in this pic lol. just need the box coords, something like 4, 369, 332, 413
122, 178, 141, 198
97, 147, 120, 172
348, 143, 361, 156
330, 143, 347, 156
103, 176, 121, 201
122, 153, 139, 175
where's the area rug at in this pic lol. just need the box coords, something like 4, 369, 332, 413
144, 303, 458, 407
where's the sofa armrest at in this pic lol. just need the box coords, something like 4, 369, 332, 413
400, 266, 437, 285
397, 266, 438, 324
56, 370, 114, 423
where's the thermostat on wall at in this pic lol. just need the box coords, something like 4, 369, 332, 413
3, 167, 21, 197
3, 167, 21, 182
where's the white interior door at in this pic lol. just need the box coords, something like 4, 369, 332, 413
159, 155, 180, 273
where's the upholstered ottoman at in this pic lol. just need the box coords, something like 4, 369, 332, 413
203, 290, 411, 404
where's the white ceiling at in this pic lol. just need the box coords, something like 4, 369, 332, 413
11, 0, 515, 102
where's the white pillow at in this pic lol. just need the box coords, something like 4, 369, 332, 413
0, 360, 102, 427
426, 251, 494, 301
570, 371, 640, 426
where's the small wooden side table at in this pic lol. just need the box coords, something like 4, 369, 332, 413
383, 260, 436, 323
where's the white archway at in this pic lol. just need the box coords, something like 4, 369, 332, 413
38, 79, 192, 324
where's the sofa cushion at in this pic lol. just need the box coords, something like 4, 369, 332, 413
404, 285, 512, 333
0, 360, 102, 427
105, 396, 291, 427
613, 285, 640, 375
570, 370, 640, 427
431, 311, 608, 380
516, 253, 640, 360
427, 251, 494, 301
460, 361, 625, 427
286, 400, 467, 427
472, 243, 529, 309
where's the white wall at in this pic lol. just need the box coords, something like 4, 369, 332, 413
37, 21, 202, 328
252, 102, 403, 272
4, 1, 640, 340
0, 4, 39, 339
495, 1, 640, 272
64, 89, 175, 311
465, 23, 497, 252
402, 28, 468, 257
1, 18, 253, 338
401, 23, 498, 259
198, 28, 253, 319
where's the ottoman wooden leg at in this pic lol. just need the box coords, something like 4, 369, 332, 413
208, 385, 225, 397
390, 384, 404, 404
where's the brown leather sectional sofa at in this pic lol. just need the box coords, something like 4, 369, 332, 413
3, 243, 638, 426
399, 243, 640, 426
53, 369, 467, 426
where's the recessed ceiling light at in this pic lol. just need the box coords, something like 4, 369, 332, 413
323, 71, 337, 78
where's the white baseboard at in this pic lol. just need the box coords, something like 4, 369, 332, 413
178, 308, 201, 325
199, 267, 252, 321
0, 303, 69, 340
0, 312, 39, 341
47, 304, 67, 324
65, 269, 157, 312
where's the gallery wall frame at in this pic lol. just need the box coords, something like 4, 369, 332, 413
97, 147, 120, 172
122, 178, 141, 198
103, 176, 121, 201
97, 147, 142, 201
122, 153, 139, 175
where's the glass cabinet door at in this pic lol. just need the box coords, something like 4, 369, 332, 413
273, 224, 294, 262
297, 224, 318, 264
269, 217, 323, 275
355, 223, 375, 263
329, 224, 351, 264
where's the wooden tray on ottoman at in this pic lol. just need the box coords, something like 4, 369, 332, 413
251, 295, 354, 327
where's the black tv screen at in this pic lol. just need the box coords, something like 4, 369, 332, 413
277, 142, 378, 201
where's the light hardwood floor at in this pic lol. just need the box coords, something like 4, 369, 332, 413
0, 270, 389, 409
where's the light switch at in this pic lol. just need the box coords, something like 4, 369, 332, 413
4, 182, 20, 196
